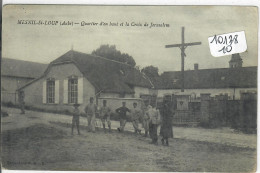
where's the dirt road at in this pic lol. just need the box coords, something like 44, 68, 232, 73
1, 107, 257, 172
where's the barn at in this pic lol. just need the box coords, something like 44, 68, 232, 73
18, 50, 153, 112
1, 58, 47, 103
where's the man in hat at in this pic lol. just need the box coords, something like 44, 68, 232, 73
116, 102, 130, 132
131, 102, 142, 135
84, 97, 97, 132
99, 100, 112, 133
72, 103, 80, 135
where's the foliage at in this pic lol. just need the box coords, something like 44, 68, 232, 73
92, 44, 136, 67
1, 110, 8, 117
141, 65, 159, 78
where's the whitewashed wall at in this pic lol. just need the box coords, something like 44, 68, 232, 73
134, 86, 150, 98
21, 63, 96, 113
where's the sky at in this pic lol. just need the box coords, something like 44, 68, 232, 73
2, 5, 258, 73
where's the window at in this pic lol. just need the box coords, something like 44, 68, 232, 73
191, 93, 196, 100
172, 79, 179, 85
68, 77, 78, 103
47, 79, 55, 103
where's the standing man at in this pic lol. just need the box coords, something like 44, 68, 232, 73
148, 104, 161, 145
100, 100, 112, 133
71, 103, 80, 135
18, 90, 25, 114
143, 104, 150, 137
131, 102, 142, 135
116, 102, 130, 132
85, 97, 97, 132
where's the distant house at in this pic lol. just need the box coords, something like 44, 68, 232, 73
155, 54, 257, 100
18, 50, 153, 111
1, 58, 47, 103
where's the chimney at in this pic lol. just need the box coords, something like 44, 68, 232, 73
194, 63, 199, 70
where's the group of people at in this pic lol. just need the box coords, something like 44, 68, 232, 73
71, 97, 174, 146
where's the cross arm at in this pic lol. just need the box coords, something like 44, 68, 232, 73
165, 43, 182, 48
185, 42, 202, 46
165, 42, 202, 48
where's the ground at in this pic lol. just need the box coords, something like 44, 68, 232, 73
1, 107, 257, 172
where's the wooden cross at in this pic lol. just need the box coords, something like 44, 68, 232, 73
165, 27, 201, 92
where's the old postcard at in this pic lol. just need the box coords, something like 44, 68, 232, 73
1, 4, 258, 172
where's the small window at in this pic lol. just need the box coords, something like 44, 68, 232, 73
68, 77, 78, 103
47, 79, 55, 103
191, 93, 196, 100
172, 79, 179, 85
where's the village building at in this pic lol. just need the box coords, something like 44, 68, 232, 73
18, 50, 153, 112
1, 58, 47, 103
155, 54, 257, 100
4, 51, 257, 113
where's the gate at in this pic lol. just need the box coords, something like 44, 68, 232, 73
164, 94, 200, 125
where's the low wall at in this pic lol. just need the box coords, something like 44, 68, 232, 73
97, 97, 144, 112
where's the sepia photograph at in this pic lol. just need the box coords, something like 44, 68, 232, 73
1, 4, 258, 172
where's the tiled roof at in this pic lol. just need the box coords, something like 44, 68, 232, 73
155, 66, 257, 89
50, 50, 152, 94
1, 58, 48, 78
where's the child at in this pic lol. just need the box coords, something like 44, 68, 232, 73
72, 103, 81, 135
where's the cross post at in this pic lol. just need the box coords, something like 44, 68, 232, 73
165, 27, 201, 92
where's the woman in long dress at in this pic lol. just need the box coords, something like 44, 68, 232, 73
159, 99, 174, 146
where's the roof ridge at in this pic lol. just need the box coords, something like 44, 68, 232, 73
71, 50, 135, 68
2, 57, 48, 65
163, 66, 257, 74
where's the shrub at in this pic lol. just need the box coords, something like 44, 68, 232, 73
1, 110, 9, 117
64, 109, 71, 115
3, 101, 15, 107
